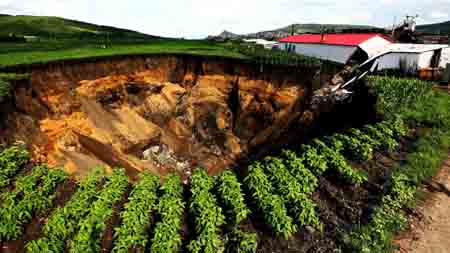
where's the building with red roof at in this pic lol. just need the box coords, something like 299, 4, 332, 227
279, 33, 393, 64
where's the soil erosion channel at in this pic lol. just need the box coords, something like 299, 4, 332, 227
1, 55, 361, 179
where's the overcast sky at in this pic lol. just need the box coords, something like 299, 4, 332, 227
1, 0, 450, 38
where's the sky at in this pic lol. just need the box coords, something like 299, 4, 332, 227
1, 0, 450, 39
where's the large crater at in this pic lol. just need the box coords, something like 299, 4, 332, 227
1, 55, 329, 179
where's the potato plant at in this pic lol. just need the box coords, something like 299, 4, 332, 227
281, 149, 318, 194
263, 157, 321, 230
69, 169, 128, 253
188, 169, 226, 253
0, 145, 30, 189
27, 169, 104, 252
298, 144, 328, 175
244, 162, 297, 239
112, 172, 159, 253
150, 174, 184, 253
313, 139, 368, 185
0, 166, 66, 240
225, 228, 257, 253
215, 170, 250, 225
330, 133, 373, 161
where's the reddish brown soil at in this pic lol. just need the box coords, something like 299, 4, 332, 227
100, 185, 132, 253
394, 156, 450, 253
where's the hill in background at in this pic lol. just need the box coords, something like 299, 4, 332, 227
0, 14, 160, 41
417, 21, 450, 35
210, 23, 382, 40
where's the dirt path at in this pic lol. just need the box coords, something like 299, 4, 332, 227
394, 156, 450, 253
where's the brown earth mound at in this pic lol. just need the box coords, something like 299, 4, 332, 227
1, 55, 320, 179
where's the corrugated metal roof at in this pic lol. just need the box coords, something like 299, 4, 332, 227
385, 44, 450, 53
279, 34, 392, 46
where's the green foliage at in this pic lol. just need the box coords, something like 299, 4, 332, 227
329, 133, 373, 161
368, 76, 432, 117
313, 139, 368, 185
150, 174, 184, 253
263, 157, 321, 230
0, 166, 66, 240
244, 162, 297, 238
27, 168, 104, 252
0, 78, 11, 99
363, 125, 398, 151
112, 172, 159, 253
188, 169, 225, 253
280, 150, 318, 194
215, 170, 250, 225
225, 229, 258, 253
0, 145, 30, 189
298, 144, 328, 175
69, 169, 128, 253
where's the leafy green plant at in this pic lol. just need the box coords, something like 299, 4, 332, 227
215, 170, 250, 225
329, 133, 373, 161
280, 150, 318, 194
27, 168, 104, 252
0, 166, 66, 240
0, 78, 11, 99
313, 139, 368, 185
150, 174, 185, 253
263, 157, 321, 230
298, 144, 328, 175
69, 168, 128, 253
0, 145, 30, 189
112, 172, 159, 253
244, 162, 297, 239
225, 228, 257, 253
188, 169, 225, 253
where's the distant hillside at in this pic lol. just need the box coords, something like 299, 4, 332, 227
417, 21, 450, 34
0, 14, 160, 40
210, 23, 382, 40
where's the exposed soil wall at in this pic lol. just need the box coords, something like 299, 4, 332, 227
1, 54, 323, 179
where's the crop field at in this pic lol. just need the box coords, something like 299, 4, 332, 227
0, 74, 449, 252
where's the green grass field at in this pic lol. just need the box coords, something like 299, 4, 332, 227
0, 40, 246, 67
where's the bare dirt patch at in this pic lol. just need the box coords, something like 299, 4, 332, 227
394, 156, 450, 253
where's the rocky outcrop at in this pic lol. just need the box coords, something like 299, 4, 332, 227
2, 54, 320, 179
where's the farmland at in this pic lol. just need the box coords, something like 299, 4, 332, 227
1, 72, 449, 252
1, 15, 450, 252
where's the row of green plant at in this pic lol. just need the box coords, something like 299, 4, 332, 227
0, 145, 29, 189
347, 127, 450, 252
244, 162, 296, 239
262, 157, 322, 230
345, 76, 450, 252
150, 174, 185, 253
215, 170, 250, 225
215, 170, 257, 253
68, 169, 129, 253
112, 172, 159, 253
368, 76, 432, 117
26, 169, 104, 252
0, 165, 67, 240
188, 169, 226, 253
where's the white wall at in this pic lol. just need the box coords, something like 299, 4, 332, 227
417, 51, 434, 69
359, 36, 392, 59
440, 47, 450, 68
281, 43, 357, 64
377, 53, 420, 72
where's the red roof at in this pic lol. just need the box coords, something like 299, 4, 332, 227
279, 33, 392, 46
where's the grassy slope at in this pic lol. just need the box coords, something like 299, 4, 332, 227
0, 15, 157, 40
0, 40, 245, 67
